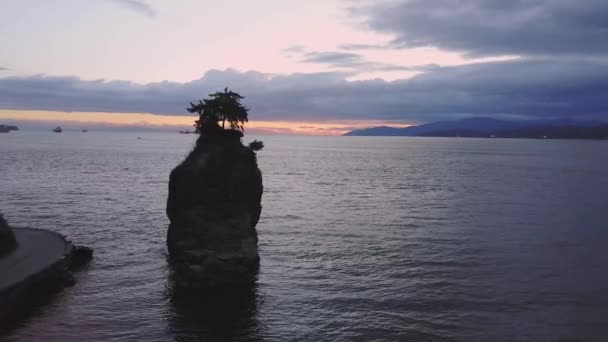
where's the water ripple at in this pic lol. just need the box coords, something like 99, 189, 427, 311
1, 133, 607, 341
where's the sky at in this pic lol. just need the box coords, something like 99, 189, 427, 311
1, 0, 607, 134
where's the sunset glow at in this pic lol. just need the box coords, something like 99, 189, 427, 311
0, 110, 412, 135
2, 0, 604, 129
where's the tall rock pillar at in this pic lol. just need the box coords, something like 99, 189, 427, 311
166, 133, 263, 288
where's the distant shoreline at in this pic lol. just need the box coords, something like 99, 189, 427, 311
2, 128, 608, 139
344, 117, 608, 140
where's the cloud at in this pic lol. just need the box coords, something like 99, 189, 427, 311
285, 48, 437, 74
352, 0, 608, 57
338, 43, 394, 51
0, 67, 8, 71
104, 0, 157, 18
300, 51, 362, 64
1, 59, 608, 122
282, 45, 307, 54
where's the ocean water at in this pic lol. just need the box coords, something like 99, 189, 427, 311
1, 132, 607, 342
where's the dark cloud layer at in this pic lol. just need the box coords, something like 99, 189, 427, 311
105, 0, 157, 18
301, 51, 362, 64
285, 47, 437, 74
4, 0, 608, 124
280, 0, 608, 123
2, 59, 607, 122
354, 0, 608, 57
339, 43, 394, 51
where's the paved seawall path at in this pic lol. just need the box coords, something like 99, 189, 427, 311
0, 227, 76, 330
0, 228, 70, 291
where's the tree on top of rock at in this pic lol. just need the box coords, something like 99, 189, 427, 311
187, 88, 249, 134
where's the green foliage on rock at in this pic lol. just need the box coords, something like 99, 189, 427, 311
168, 89, 266, 288
187, 88, 249, 135
248, 140, 264, 151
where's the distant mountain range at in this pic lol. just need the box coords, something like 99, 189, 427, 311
343, 118, 608, 140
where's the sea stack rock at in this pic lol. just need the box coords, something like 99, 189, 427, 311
167, 89, 263, 289
0, 214, 17, 255
166, 129, 263, 288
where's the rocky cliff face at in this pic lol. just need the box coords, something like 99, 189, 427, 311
0, 214, 17, 255
166, 133, 263, 288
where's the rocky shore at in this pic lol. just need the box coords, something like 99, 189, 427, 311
0, 215, 17, 255
0, 215, 92, 326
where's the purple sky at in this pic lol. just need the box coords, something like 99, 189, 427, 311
1, 0, 607, 129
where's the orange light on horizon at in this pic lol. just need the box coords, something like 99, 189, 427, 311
0, 110, 413, 135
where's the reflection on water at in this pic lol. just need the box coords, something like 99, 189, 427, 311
0, 281, 66, 335
2, 133, 608, 341
167, 275, 262, 342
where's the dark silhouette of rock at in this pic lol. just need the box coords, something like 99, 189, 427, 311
0, 214, 17, 255
166, 131, 263, 288
248, 140, 264, 151
168, 89, 263, 289
0, 124, 17, 132
344, 117, 608, 139
70, 245, 94, 269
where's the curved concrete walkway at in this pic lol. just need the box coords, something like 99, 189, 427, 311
0, 228, 69, 291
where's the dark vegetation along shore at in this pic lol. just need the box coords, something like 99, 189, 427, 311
345, 117, 608, 139
0, 214, 92, 329
167, 88, 264, 289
